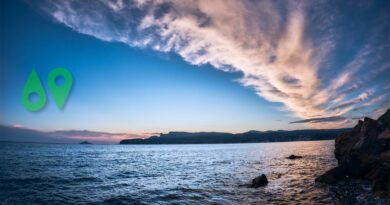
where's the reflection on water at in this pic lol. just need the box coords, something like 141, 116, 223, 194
0, 141, 387, 204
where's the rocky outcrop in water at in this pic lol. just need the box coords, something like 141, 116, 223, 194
251, 174, 268, 188
316, 109, 390, 197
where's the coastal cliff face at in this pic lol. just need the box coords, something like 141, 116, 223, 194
316, 109, 390, 197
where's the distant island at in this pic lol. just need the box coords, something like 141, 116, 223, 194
79, 141, 92, 145
120, 128, 351, 144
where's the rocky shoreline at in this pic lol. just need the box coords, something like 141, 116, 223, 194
316, 109, 390, 197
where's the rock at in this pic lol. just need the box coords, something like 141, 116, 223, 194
287, 154, 302, 159
380, 151, 390, 162
79, 141, 92, 144
251, 174, 268, 188
378, 130, 390, 140
372, 166, 390, 197
316, 109, 390, 198
315, 166, 346, 184
378, 110, 390, 129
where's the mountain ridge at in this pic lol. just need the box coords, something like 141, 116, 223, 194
120, 128, 352, 144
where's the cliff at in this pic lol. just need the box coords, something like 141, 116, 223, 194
316, 109, 390, 197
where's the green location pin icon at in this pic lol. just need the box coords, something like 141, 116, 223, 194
22, 69, 47, 111
48, 68, 73, 110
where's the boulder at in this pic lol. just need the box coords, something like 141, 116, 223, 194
316, 109, 390, 197
251, 174, 268, 188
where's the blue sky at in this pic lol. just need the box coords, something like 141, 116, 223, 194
0, 0, 389, 139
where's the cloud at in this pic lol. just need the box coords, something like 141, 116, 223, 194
12, 124, 24, 128
363, 95, 385, 107
0, 124, 146, 144
290, 116, 346, 124
34, 0, 390, 128
331, 90, 372, 111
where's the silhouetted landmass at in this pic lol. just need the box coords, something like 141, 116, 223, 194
120, 129, 352, 144
79, 141, 92, 144
316, 109, 390, 197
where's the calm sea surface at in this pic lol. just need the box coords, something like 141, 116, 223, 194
0, 141, 388, 205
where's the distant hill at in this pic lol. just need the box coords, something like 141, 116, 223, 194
120, 128, 352, 144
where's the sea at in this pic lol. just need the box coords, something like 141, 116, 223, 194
0, 140, 389, 205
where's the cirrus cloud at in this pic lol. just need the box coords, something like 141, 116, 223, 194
34, 0, 390, 128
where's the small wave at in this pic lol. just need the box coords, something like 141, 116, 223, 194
73, 176, 103, 183
103, 195, 146, 205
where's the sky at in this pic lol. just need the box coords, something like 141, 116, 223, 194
0, 0, 389, 142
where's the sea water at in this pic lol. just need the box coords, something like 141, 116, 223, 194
0, 141, 388, 204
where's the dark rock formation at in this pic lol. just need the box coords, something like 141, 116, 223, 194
316, 109, 390, 197
287, 154, 302, 159
251, 174, 268, 188
315, 166, 346, 184
79, 141, 92, 144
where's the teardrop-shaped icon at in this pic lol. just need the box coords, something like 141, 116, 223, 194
22, 69, 47, 111
48, 68, 73, 110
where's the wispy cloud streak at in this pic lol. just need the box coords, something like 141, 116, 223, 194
290, 116, 346, 124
